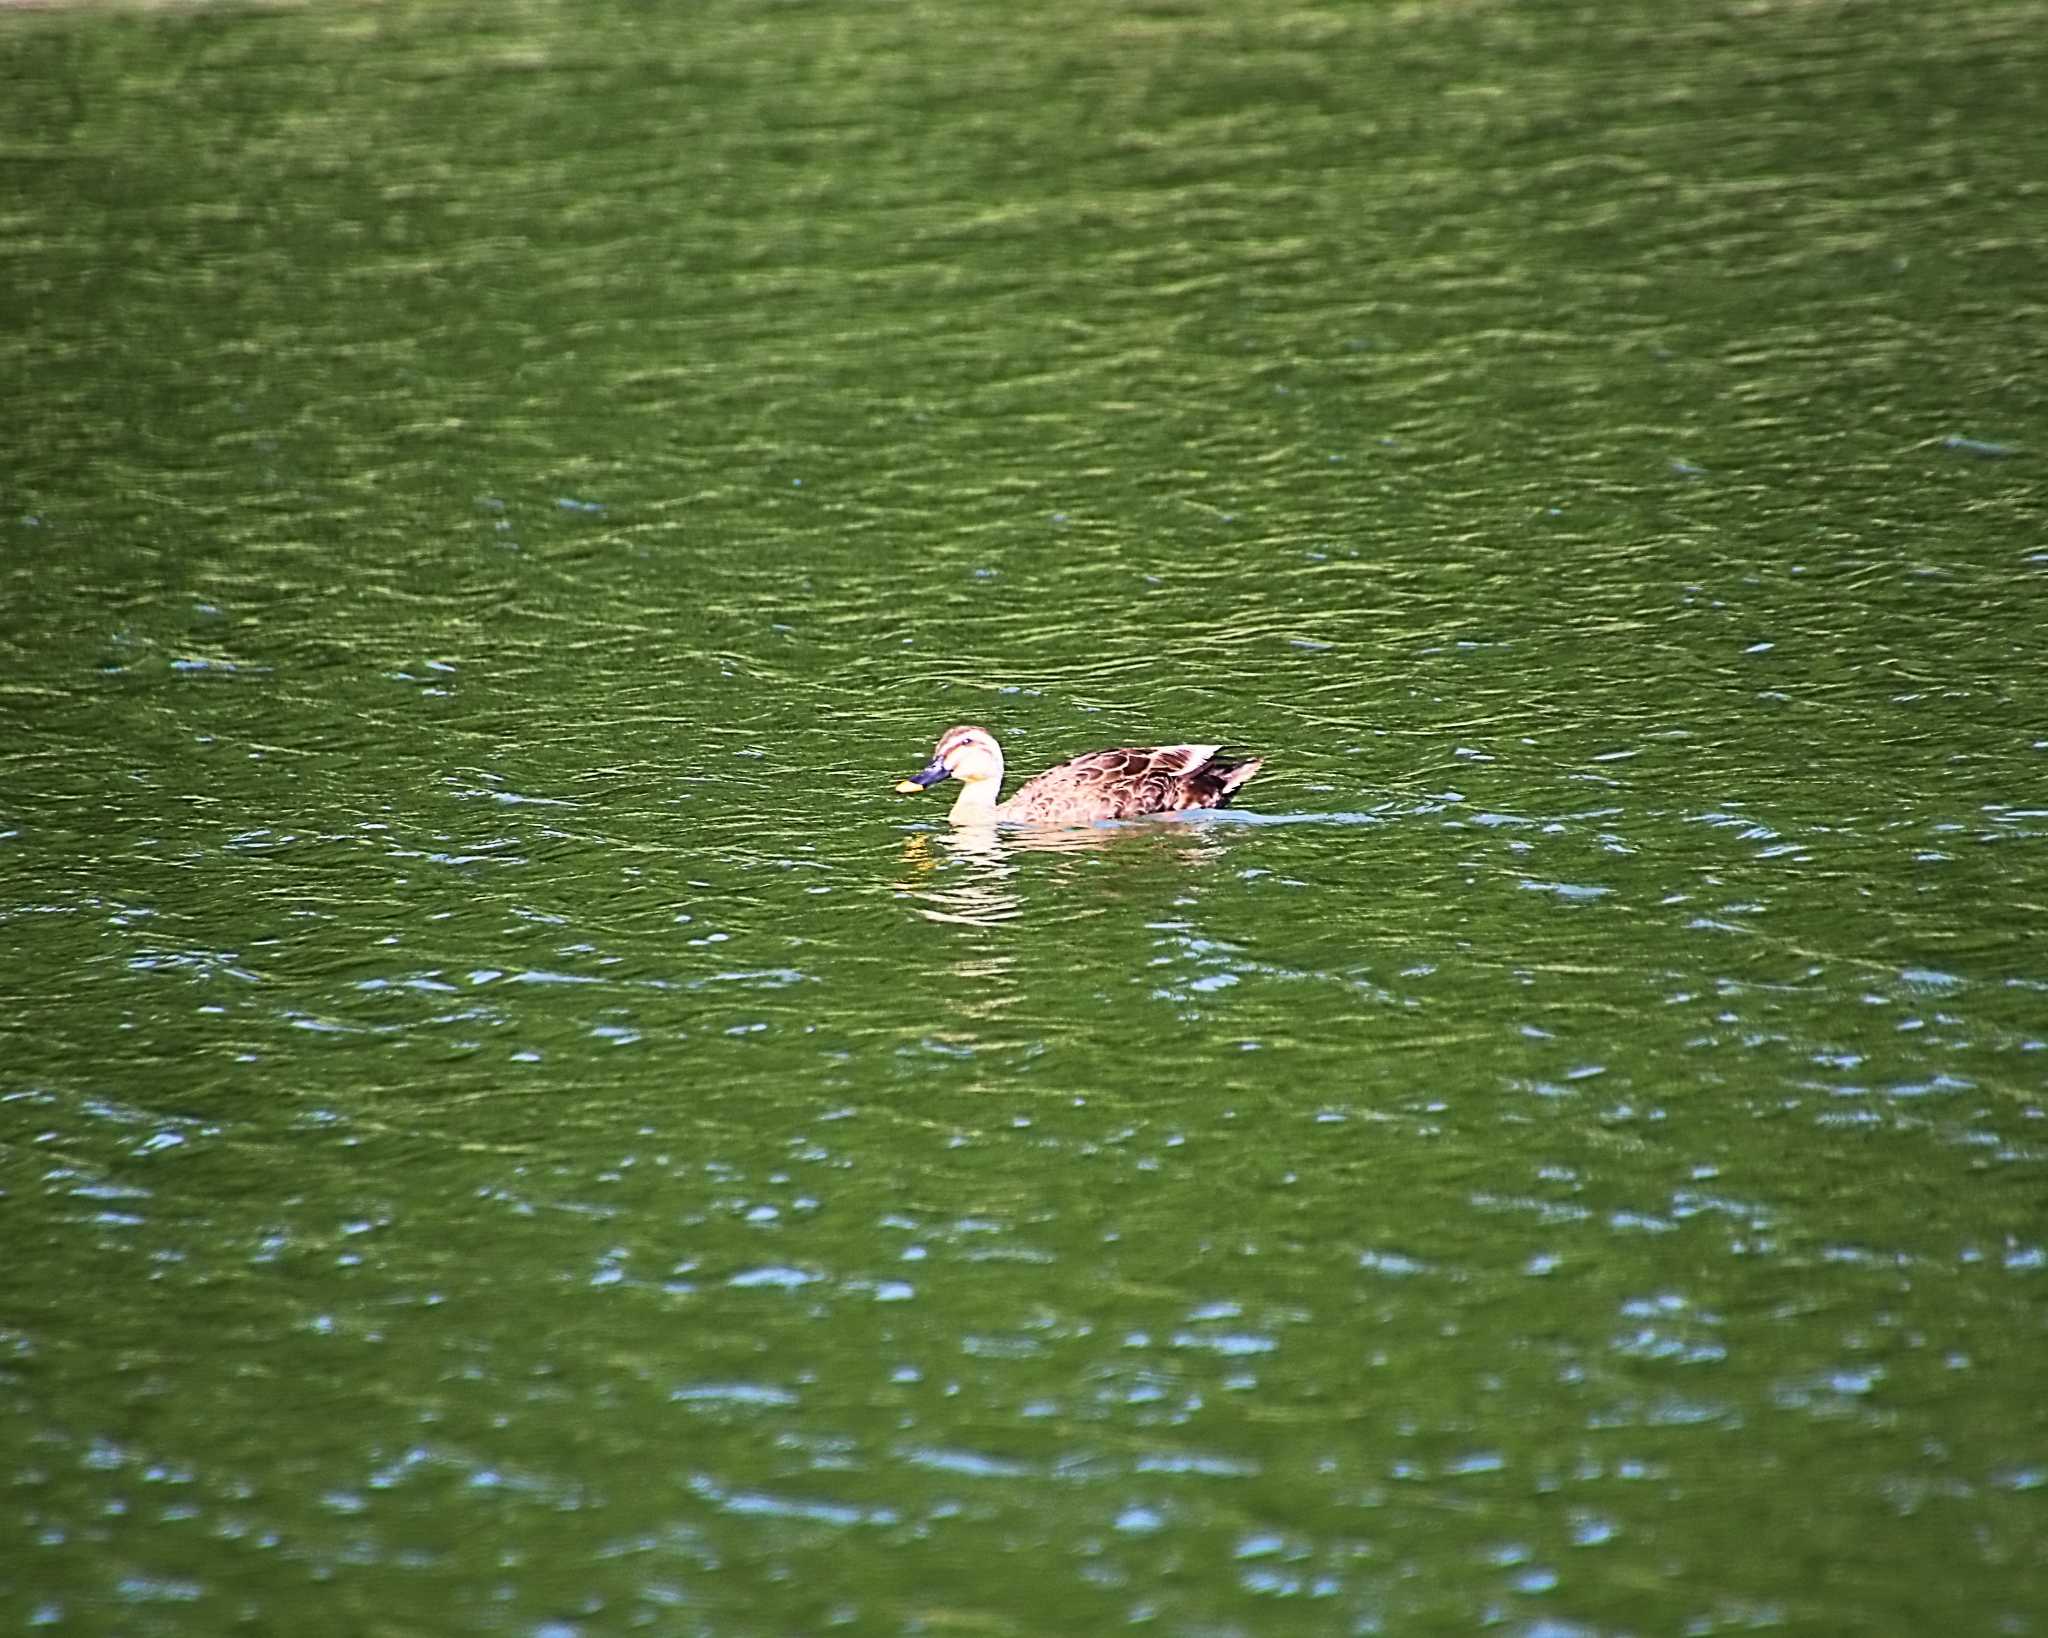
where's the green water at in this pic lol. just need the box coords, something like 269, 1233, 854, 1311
4, 1, 2045, 1633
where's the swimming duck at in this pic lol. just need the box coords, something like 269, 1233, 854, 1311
895, 724, 1263, 824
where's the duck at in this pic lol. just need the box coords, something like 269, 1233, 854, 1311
895, 724, 1263, 825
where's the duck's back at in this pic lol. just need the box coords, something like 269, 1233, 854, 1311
1001, 744, 1262, 822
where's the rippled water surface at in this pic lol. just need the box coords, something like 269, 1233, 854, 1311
4, 1, 2045, 1632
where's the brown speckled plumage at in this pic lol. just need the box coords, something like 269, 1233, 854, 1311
898, 724, 1263, 824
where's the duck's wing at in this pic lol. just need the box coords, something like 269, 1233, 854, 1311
1006, 744, 1258, 821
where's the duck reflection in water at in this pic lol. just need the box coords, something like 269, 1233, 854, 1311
895, 820, 1225, 930
895, 827, 1107, 927
893, 820, 1232, 1047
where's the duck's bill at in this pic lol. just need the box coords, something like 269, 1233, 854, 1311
895, 762, 947, 793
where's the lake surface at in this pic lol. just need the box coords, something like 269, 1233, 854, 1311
4, 0, 2045, 1632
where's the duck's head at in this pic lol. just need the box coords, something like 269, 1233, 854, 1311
895, 724, 1003, 793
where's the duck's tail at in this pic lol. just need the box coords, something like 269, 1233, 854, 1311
1189, 753, 1263, 809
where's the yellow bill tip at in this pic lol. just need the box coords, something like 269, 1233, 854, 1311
894, 779, 926, 794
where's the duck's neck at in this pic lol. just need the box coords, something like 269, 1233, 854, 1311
948, 773, 1003, 824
